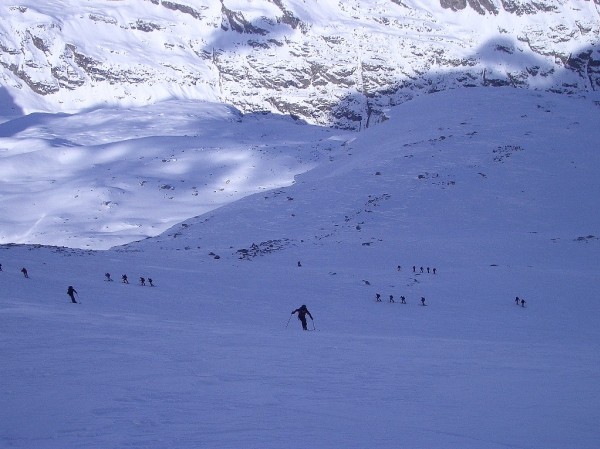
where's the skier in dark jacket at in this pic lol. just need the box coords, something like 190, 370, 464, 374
291, 304, 313, 330
67, 285, 78, 304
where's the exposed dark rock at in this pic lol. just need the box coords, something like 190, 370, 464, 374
271, 0, 307, 32
501, 0, 557, 15
236, 239, 291, 259
440, 0, 498, 14
221, 1, 268, 35
131, 20, 163, 32
161, 1, 206, 20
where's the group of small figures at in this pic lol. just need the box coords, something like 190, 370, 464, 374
376, 293, 427, 306
400, 265, 437, 275
105, 272, 155, 287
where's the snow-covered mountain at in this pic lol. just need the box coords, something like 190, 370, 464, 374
2, 4, 600, 447
2, 0, 600, 251
1, 0, 599, 128
1, 87, 599, 449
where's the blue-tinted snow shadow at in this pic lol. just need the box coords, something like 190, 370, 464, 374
0, 109, 71, 138
0, 87, 24, 123
328, 37, 600, 130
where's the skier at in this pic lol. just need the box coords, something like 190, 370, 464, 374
67, 285, 78, 304
521, 298, 526, 308
105, 272, 112, 282
427, 267, 430, 273
420, 266, 424, 273
297, 261, 302, 267
0, 263, 3, 271
397, 265, 401, 271
291, 304, 313, 330
389, 294, 394, 303
433, 268, 437, 274
21, 267, 29, 278
122, 274, 129, 284
515, 296, 520, 305
140, 277, 146, 286
412, 265, 416, 273
421, 297, 426, 306
400, 295, 406, 304
148, 278, 154, 287
375, 293, 382, 302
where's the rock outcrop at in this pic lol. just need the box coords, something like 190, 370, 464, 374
1, 0, 599, 129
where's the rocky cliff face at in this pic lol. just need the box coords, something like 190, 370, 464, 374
1, 0, 599, 129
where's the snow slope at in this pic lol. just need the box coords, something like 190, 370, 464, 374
0, 101, 344, 249
1, 88, 599, 448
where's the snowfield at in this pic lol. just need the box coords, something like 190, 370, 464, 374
1, 87, 600, 448
0, 100, 341, 249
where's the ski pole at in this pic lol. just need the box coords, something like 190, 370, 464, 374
312, 320, 316, 331
285, 313, 293, 328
